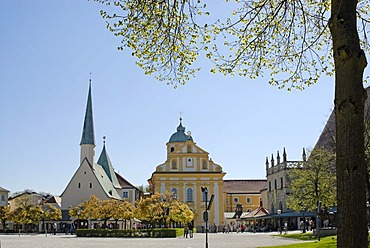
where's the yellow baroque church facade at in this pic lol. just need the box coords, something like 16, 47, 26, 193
148, 118, 226, 231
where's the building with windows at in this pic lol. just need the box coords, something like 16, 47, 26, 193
0, 187, 9, 207
8, 191, 45, 211
148, 118, 226, 231
223, 180, 267, 213
265, 148, 306, 214
60, 82, 141, 220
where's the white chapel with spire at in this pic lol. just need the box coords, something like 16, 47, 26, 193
61, 81, 140, 220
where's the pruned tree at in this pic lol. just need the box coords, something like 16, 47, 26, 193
97, 199, 115, 228
287, 148, 336, 212
169, 200, 194, 225
0, 206, 11, 232
94, 0, 370, 246
134, 191, 192, 227
40, 203, 62, 235
111, 199, 135, 229
9, 207, 25, 233
135, 192, 165, 225
83, 195, 101, 220
9, 205, 43, 232
69, 202, 89, 225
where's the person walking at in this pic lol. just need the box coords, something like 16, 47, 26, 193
283, 221, 288, 234
53, 223, 57, 235
183, 224, 189, 238
188, 223, 193, 238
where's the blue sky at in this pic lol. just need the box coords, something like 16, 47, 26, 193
0, 1, 339, 196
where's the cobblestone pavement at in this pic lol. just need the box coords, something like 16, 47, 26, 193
0, 232, 306, 248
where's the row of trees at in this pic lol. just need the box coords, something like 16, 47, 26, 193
0, 201, 61, 232
69, 192, 194, 229
0, 192, 193, 233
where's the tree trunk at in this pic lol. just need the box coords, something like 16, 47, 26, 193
329, 0, 368, 246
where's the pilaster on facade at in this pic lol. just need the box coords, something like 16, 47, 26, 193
148, 118, 225, 230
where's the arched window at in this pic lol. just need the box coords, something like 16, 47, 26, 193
170, 147, 175, 153
171, 188, 178, 199
186, 188, 193, 202
187, 158, 192, 166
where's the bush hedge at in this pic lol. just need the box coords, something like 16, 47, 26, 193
76, 228, 177, 238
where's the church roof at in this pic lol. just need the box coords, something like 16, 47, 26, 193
80, 82, 95, 145
169, 118, 193, 143
93, 162, 121, 199
115, 172, 141, 191
97, 143, 122, 190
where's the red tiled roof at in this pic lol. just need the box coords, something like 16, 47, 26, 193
115, 172, 141, 191
241, 206, 269, 219
223, 179, 267, 194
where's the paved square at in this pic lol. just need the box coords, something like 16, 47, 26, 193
0, 232, 306, 248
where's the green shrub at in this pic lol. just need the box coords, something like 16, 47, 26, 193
175, 227, 196, 237
76, 228, 177, 238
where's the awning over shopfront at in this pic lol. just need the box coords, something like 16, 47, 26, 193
251, 210, 316, 220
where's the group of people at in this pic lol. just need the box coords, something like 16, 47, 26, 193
223, 223, 232, 233
300, 219, 316, 232
183, 223, 194, 238
62, 223, 75, 235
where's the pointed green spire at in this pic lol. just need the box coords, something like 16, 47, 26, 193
80, 81, 95, 145
97, 137, 121, 189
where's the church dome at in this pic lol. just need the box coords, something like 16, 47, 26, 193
169, 118, 193, 143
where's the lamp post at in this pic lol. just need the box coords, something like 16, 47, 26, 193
77, 209, 81, 230
201, 187, 208, 248
277, 209, 282, 234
